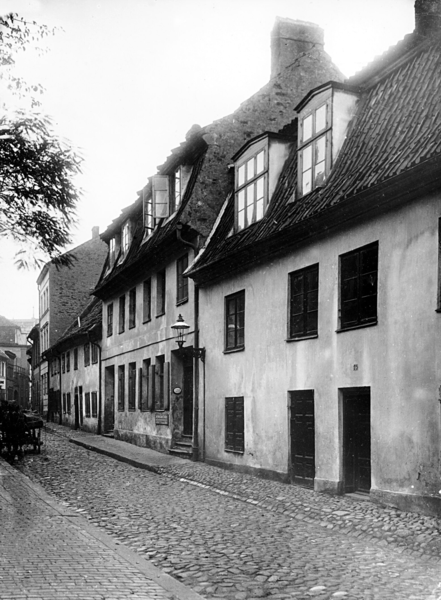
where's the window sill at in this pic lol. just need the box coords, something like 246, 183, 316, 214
176, 297, 189, 307
223, 346, 245, 355
435, 308, 441, 313
225, 448, 244, 455
142, 318, 151, 324
286, 334, 318, 343
118, 330, 125, 335
156, 312, 165, 319
336, 320, 377, 333
129, 325, 136, 330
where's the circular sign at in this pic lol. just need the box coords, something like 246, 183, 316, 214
173, 387, 182, 395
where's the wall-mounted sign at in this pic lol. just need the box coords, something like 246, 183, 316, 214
155, 413, 169, 426
173, 387, 182, 395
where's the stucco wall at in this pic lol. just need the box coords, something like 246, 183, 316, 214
198, 192, 441, 507
102, 249, 195, 451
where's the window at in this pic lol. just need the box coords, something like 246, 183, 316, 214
118, 365, 125, 411
154, 356, 169, 411
340, 242, 378, 330
119, 295, 125, 333
85, 392, 91, 418
66, 351, 70, 372
174, 167, 182, 211
84, 343, 90, 367
91, 344, 98, 364
156, 270, 166, 316
176, 254, 189, 304
66, 392, 71, 415
225, 397, 244, 453
91, 391, 98, 418
289, 264, 319, 339
236, 149, 267, 231
152, 175, 170, 219
225, 291, 245, 351
74, 348, 78, 370
62, 393, 67, 413
109, 237, 116, 266
62, 353, 65, 374
129, 288, 136, 329
143, 191, 154, 233
128, 362, 136, 411
107, 303, 113, 337
143, 279, 151, 322
121, 221, 131, 256
297, 101, 330, 197
140, 358, 152, 411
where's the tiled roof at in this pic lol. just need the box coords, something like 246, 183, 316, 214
188, 37, 441, 282
53, 296, 102, 350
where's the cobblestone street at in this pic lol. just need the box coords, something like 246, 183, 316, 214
13, 427, 441, 600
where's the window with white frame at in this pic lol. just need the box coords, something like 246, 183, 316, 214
121, 221, 131, 256
236, 148, 267, 231
298, 102, 329, 196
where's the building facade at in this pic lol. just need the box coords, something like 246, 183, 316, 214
187, 4, 441, 515
93, 18, 342, 456
34, 227, 107, 416
0, 315, 31, 408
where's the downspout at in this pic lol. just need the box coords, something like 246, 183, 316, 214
193, 284, 200, 462
58, 354, 62, 425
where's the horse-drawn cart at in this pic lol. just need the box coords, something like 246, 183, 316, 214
0, 404, 44, 457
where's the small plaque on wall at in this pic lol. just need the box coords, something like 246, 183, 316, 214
155, 413, 169, 426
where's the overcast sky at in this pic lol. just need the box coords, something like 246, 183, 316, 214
0, 0, 415, 320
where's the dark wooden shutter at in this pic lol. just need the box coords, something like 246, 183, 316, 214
147, 365, 155, 410
138, 367, 143, 409
225, 397, 244, 452
163, 362, 170, 410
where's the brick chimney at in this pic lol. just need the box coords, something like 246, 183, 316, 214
92, 226, 99, 239
271, 17, 324, 79
415, 0, 441, 37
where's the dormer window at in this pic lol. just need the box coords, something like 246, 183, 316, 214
233, 133, 293, 232
121, 221, 131, 256
109, 237, 116, 266
152, 166, 192, 220
299, 103, 330, 195
296, 82, 359, 198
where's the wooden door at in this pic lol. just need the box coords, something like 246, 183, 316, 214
183, 361, 193, 436
343, 388, 371, 493
104, 366, 115, 434
290, 390, 315, 487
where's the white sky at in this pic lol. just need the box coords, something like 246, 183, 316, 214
0, 0, 415, 319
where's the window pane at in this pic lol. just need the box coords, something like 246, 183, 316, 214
303, 114, 313, 141
247, 201, 254, 225
302, 169, 312, 195
238, 209, 245, 230
255, 199, 264, 221
291, 274, 304, 295
256, 176, 264, 200
360, 296, 377, 321
316, 135, 326, 163
306, 311, 318, 334
303, 145, 312, 171
238, 164, 245, 186
315, 104, 326, 133
360, 273, 377, 297
246, 183, 254, 207
307, 290, 318, 312
343, 277, 358, 300
361, 246, 378, 274
342, 299, 359, 325
246, 158, 255, 181
238, 189, 245, 211
290, 293, 303, 315
315, 161, 326, 186
256, 151, 264, 174
341, 253, 359, 279
290, 314, 304, 336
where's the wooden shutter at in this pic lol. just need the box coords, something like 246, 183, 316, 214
147, 364, 155, 410
225, 397, 236, 451
152, 175, 170, 218
163, 362, 170, 410
225, 397, 244, 452
138, 367, 143, 409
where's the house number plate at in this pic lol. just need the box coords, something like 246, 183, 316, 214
155, 413, 169, 426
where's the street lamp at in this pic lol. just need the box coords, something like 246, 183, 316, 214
171, 314, 205, 361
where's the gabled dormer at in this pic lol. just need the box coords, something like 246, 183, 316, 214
233, 133, 294, 232
295, 81, 359, 197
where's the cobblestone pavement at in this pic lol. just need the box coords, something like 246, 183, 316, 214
0, 456, 203, 600
12, 427, 441, 600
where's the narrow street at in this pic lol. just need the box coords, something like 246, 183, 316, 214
13, 427, 441, 600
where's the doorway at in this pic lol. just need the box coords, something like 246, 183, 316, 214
289, 390, 315, 488
104, 366, 115, 434
342, 387, 371, 493
183, 357, 193, 436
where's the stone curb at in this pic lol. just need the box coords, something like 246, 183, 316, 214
0, 456, 205, 600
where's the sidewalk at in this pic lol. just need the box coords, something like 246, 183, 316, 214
0, 455, 204, 600
46, 423, 441, 560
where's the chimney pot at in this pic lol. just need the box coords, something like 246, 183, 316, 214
92, 226, 99, 239
415, 0, 441, 37
271, 17, 324, 79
